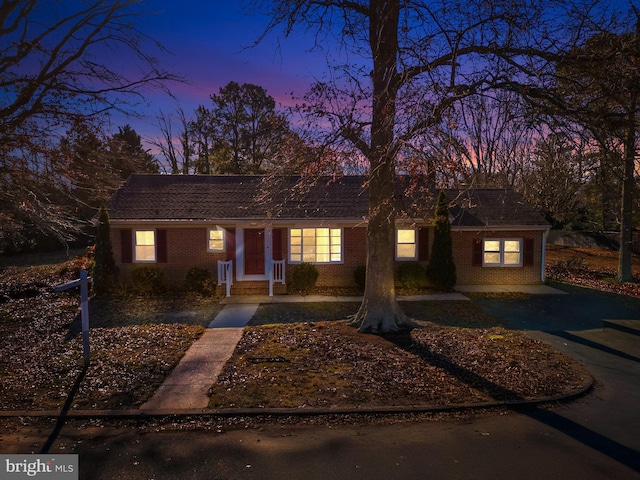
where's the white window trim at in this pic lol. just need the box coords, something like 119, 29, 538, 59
396, 227, 418, 261
288, 227, 343, 264
207, 227, 226, 253
483, 238, 523, 267
134, 229, 156, 263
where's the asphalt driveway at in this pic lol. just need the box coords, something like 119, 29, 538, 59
475, 282, 640, 331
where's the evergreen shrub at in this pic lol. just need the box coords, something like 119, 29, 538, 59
398, 262, 425, 289
92, 205, 118, 295
185, 267, 215, 295
129, 265, 165, 295
290, 262, 319, 294
426, 190, 457, 291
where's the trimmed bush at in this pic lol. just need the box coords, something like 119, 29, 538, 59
290, 262, 319, 294
185, 267, 215, 295
129, 265, 165, 295
92, 205, 118, 295
397, 262, 425, 289
353, 265, 366, 291
426, 190, 457, 291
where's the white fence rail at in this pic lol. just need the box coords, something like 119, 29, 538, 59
269, 259, 286, 297
217, 260, 233, 297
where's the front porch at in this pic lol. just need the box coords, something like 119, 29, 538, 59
217, 259, 286, 297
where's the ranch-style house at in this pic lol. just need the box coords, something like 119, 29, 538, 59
106, 174, 550, 295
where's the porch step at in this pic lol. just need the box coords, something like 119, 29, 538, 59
220, 281, 287, 296
231, 285, 269, 295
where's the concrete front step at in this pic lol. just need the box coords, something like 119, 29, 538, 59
227, 281, 286, 296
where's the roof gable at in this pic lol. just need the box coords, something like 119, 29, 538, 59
445, 188, 548, 228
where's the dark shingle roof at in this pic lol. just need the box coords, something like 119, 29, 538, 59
444, 188, 549, 228
107, 174, 547, 228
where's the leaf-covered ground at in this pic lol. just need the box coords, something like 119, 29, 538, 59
2, 245, 620, 413
0, 263, 204, 411
209, 319, 590, 410
546, 245, 640, 298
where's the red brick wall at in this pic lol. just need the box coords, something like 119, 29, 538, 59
452, 230, 545, 285
112, 225, 546, 289
113, 226, 231, 288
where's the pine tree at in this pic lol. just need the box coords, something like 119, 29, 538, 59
426, 190, 457, 291
92, 205, 118, 295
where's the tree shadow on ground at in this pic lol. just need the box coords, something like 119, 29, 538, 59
40, 364, 88, 454
384, 329, 526, 402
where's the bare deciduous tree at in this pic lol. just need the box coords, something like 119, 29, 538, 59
251, 0, 609, 333
524, 14, 640, 281
151, 108, 194, 174
0, 0, 177, 251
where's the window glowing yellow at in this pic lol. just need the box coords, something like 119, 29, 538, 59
396, 229, 417, 259
208, 229, 225, 252
135, 230, 155, 262
289, 227, 342, 263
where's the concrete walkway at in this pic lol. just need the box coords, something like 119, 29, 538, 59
219, 285, 565, 304
140, 304, 258, 411
455, 284, 568, 294
219, 292, 470, 304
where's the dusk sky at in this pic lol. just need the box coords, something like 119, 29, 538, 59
119, 1, 335, 142
113, 1, 633, 148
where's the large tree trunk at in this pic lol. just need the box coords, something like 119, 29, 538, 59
617, 114, 636, 282
349, 0, 412, 333
350, 158, 413, 333
618, 19, 639, 283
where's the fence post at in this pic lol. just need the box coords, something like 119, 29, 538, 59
54, 269, 91, 367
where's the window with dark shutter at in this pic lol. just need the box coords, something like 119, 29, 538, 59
418, 228, 429, 261
272, 228, 284, 261
157, 229, 168, 263
523, 238, 534, 267
472, 238, 483, 266
121, 229, 132, 263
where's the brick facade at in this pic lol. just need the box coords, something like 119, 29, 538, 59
112, 224, 546, 291
452, 230, 545, 285
114, 226, 231, 288
313, 227, 367, 286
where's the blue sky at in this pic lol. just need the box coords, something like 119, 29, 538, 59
118, 1, 330, 140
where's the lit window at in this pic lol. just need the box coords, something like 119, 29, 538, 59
396, 228, 417, 260
135, 230, 156, 262
483, 239, 522, 267
290, 227, 342, 263
207, 228, 225, 252
503, 240, 522, 265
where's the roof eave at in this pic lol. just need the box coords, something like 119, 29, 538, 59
451, 225, 550, 231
